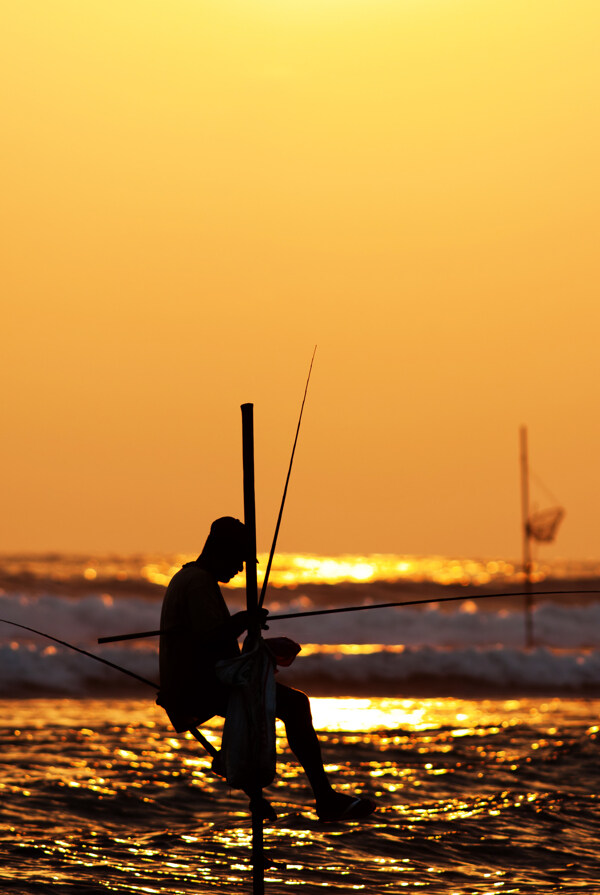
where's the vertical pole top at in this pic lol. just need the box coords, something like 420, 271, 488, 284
241, 404, 260, 640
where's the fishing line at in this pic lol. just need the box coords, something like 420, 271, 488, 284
97, 588, 600, 643
0, 617, 158, 689
258, 346, 317, 610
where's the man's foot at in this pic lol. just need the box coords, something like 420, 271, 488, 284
316, 792, 376, 823
211, 752, 225, 777
249, 794, 278, 822
259, 797, 278, 822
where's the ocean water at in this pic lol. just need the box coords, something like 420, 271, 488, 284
1, 553, 600, 892
1, 552, 600, 698
1, 697, 599, 894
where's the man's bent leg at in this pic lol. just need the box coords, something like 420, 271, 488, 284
275, 683, 334, 806
275, 683, 376, 821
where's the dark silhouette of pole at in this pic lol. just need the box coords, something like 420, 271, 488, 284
520, 425, 534, 648
241, 403, 264, 894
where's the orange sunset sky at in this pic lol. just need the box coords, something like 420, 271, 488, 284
2, 1, 599, 561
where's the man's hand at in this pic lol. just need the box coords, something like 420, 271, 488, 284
258, 607, 269, 630
230, 608, 269, 637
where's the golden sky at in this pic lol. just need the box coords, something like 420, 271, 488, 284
2, 1, 599, 559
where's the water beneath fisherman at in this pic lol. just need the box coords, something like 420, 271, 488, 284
1, 553, 600, 891
1, 696, 598, 894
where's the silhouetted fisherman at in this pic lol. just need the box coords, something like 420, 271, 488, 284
157, 516, 375, 822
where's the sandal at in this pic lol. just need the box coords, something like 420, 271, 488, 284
318, 796, 376, 823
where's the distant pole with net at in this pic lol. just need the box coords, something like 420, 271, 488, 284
519, 426, 534, 648
241, 403, 265, 894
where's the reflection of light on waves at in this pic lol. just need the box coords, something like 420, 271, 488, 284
309, 697, 429, 732
139, 553, 517, 588
299, 643, 405, 655
305, 697, 557, 734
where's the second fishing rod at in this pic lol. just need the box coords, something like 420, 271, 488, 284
97, 588, 600, 644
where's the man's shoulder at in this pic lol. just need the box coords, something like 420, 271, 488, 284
167, 561, 214, 591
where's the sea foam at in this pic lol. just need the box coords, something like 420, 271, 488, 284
2, 591, 600, 697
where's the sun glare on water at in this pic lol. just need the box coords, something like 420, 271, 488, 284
309, 697, 431, 732
142, 553, 516, 589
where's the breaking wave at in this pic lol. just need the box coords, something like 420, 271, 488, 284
2, 589, 600, 698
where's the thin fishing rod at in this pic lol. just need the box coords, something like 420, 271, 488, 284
1, 617, 221, 758
97, 588, 600, 643
0, 617, 158, 689
267, 589, 600, 621
258, 346, 317, 610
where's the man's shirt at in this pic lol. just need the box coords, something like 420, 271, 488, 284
159, 561, 241, 726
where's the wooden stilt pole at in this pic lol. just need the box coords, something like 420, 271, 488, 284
520, 426, 534, 649
241, 403, 265, 895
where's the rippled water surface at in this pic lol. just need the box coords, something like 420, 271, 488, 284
0, 697, 599, 894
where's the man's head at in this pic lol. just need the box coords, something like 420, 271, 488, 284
200, 516, 247, 582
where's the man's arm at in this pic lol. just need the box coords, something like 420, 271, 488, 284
192, 608, 269, 647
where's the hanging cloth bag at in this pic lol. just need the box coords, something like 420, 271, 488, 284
215, 636, 277, 790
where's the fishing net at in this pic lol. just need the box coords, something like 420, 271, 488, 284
526, 507, 565, 543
